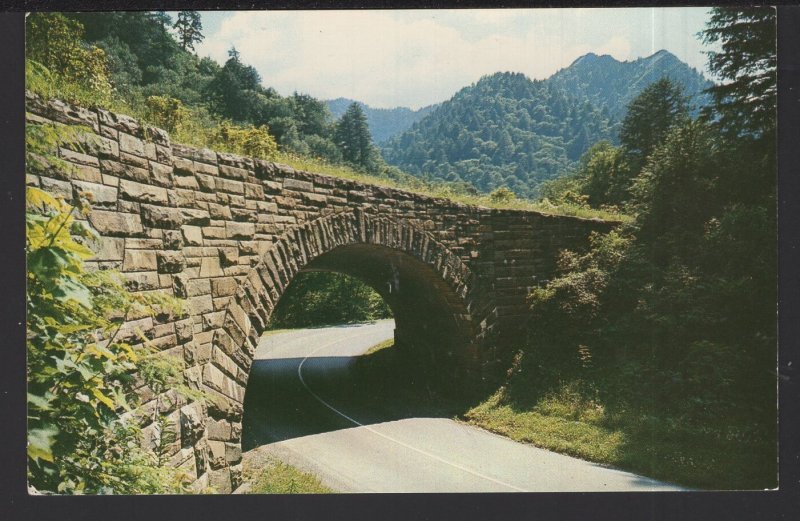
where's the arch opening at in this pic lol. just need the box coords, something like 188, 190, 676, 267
217, 212, 485, 457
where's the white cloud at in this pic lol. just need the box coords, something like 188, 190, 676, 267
196, 8, 711, 109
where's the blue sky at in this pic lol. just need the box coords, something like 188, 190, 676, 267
183, 8, 714, 110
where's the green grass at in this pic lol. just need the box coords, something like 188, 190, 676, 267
244, 455, 332, 494
26, 60, 628, 223
361, 338, 394, 357
463, 381, 777, 490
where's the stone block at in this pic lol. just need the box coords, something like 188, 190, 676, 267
188, 295, 214, 315
141, 204, 184, 229
58, 146, 99, 167
218, 247, 238, 266
172, 143, 217, 164
185, 278, 211, 297
284, 178, 313, 192
218, 164, 249, 181
173, 157, 194, 175
208, 203, 232, 220
119, 179, 169, 204
202, 311, 226, 330
226, 222, 255, 240
72, 180, 117, 206
175, 319, 194, 343
171, 188, 197, 207
99, 159, 149, 183
124, 249, 158, 272
244, 183, 264, 199
46, 98, 98, 130
207, 418, 232, 441
97, 108, 141, 135
119, 132, 146, 157
211, 277, 238, 298
163, 229, 183, 250
182, 225, 203, 246
89, 211, 143, 236
150, 161, 174, 187
123, 271, 160, 291
173, 174, 199, 192
39, 177, 72, 199
125, 238, 163, 249
179, 402, 205, 447
91, 237, 124, 261
157, 251, 186, 274
116, 316, 154, 341
180, 208, 211, 226
121, 151, 149, 169
231, 207, 257, 223
195, 173, 216, 192
199, 256, 223, 277
216, 177, 245, 194
66, 162, 104, 183
208, 468, 231, 493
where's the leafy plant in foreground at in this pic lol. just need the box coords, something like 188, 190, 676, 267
26, 124, 198, 494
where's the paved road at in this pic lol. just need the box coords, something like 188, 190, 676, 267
242, 320, 684, 493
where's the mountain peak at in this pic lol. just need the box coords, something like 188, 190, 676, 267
642, 49, 681, 63
570, 52, 618, 68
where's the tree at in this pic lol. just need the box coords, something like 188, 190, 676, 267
173, 11, 204, 52
205, 47, 264, 122
619, 78, 689, 163
701, 7, 776, 139
291, 92, 332, 138
335, 102, 377, 170
577, 141, 632, 207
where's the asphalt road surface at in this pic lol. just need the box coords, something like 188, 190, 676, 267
242, 320, 684, 493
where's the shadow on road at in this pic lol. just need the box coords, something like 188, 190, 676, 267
242, 347, 472, 450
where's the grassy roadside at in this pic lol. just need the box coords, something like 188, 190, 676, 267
463, 383, 776, 490
241, 450, 333, 494
349, 341, 777, 491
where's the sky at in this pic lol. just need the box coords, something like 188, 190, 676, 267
190, 8, 714, 110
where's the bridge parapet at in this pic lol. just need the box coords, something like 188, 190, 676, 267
25, 92, 615, 492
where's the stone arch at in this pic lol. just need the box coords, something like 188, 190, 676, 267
199, 209, 483, 488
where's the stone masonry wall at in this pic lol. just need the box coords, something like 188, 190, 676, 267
25, 93, 615, 492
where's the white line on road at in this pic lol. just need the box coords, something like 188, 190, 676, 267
295, 329, 529, 493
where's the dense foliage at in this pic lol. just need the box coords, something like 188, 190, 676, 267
326, 98, 437, 144
268, 272, 391, 329
26, 125, 198, 494
501, 7, 777, 488
383, 51, 711, 198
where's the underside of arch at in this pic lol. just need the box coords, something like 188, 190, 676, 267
203, 209, 485, 422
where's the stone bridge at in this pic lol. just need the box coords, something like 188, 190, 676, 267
26, 93, 615, 492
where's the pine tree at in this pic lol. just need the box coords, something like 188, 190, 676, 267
173, 11, 204, 52
619, 78, 689, 162
335, 103, 375, 169
701, 7, 776, 139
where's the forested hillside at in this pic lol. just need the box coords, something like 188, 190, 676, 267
326, 98, 437, 143
465, 8, 777, 489
382, 51, 711, 198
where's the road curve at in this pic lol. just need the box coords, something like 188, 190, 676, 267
242, 321, 684, 493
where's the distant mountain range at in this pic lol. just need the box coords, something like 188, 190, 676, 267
375, 50, 712, 198
326, 98, 438, 144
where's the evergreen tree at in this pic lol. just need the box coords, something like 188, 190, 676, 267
205, 47, 264, 122
702, 7, 777, 139
619, 78, 689, 163
173, 11, 204, 52
335, 102, 375, 169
